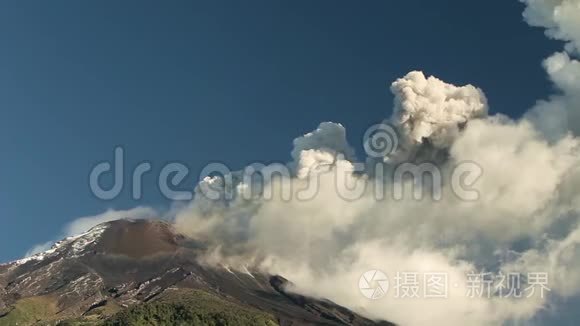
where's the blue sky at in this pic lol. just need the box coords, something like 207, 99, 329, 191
0, 0, 562, 263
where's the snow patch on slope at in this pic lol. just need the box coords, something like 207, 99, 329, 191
2, 223, 109, 267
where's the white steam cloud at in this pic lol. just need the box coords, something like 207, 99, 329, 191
522, 0, 580, 138
390, 71, 488, 158
171, 2, 580, 324
522, 0, 580, 54
24, 2, 580, 325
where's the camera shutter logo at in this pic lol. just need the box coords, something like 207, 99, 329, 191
359, 270, 389, 300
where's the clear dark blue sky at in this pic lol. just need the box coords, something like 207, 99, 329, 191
0, 0, 561, 262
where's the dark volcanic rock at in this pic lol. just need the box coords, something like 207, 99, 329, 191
0, 219, 390, 325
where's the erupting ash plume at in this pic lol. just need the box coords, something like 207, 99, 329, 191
32, 1, 580, 325
389, 71, 488, 161
522, 0, 580, 139
169, 2, 580, 324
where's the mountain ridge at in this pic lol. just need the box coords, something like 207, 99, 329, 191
0, 219, 392, 325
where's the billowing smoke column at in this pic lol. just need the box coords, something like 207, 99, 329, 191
171, 57, 580, 326
522, 0, 580, 138
170, 6, 580, 320
57, 1, 580, 325
390, 71, 488, 159
291, 122, 356, 179
522, 0, 580, 54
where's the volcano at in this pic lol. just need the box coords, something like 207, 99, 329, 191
0, 219, 392, 325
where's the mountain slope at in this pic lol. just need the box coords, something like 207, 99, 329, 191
0, 219, 391, 326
